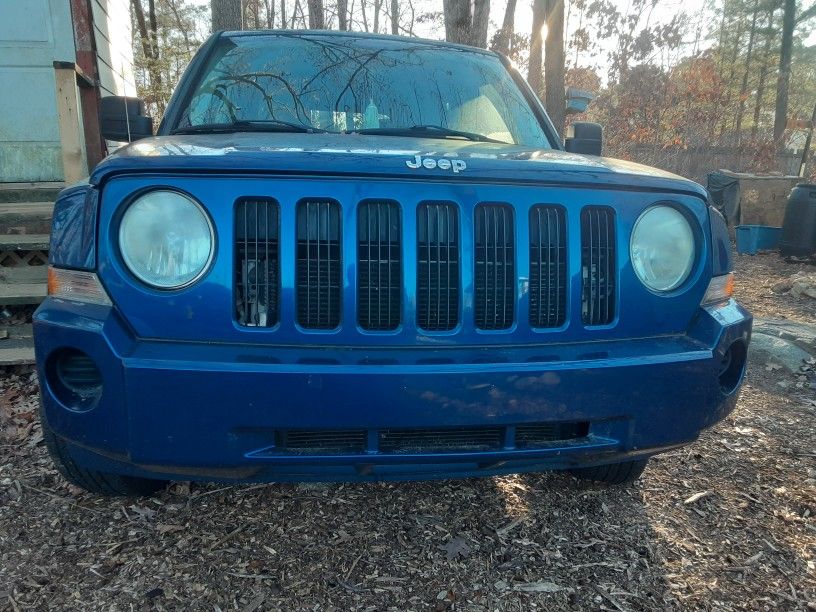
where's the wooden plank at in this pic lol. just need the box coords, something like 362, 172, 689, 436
0, 324, 34, 338
0, 323, 35, 365
0, 267, 48, 284
0, 342, 36, 366
0, 283, 47, 305
54, 66, 87, 183
0, 202, 55, 235
0, 235, 51, 250
0, 185, 62, 204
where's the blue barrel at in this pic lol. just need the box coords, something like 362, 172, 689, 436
779, 184, 816, 257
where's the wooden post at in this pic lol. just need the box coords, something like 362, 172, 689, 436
53, 63, 88, 183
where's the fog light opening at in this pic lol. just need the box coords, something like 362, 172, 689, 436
718, 340, 747, 395
47, 349, 103, 411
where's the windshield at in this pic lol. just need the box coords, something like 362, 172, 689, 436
174, 34, 553, 148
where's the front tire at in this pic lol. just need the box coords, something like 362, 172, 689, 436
39, 402, 167, 496
569, 458, 649, 485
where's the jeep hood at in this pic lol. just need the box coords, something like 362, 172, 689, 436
91, 132, 707, 198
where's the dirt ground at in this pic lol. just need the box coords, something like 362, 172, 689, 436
1, 252, 814, 611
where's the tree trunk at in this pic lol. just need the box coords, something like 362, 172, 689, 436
131, 0, 163, 112
280, 0, 286, 28
211, 0, 242, 30
773, 0, 795, 148
544, 0, 565, 137
443, 0, 471, 44
338, 0, 348, 29
493, 0, 517, 55
471, 0, 490, 48
308, 0, 324, 28
799, 100, 816, 177
373, 0, 381, 33
390, 0, 398, 33
751, 9, 774, 140
528, 0, 546, 97
718, 13, 743, 142
734, 0, 759, 146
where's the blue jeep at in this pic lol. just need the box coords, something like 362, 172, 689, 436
34, 31, 751, 495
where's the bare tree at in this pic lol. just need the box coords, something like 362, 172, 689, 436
734, 0, 759, 145
391, 0, 399, 33
528, 0, 545, 95
544, 0, 565, 137
211, 0, 242, 30
338, 0, 349, 29
308, 0, 325, 28
443, 0, 490, 47
773, 0, 816, 148
131, 0, 164, 112
493, 0, 517, 55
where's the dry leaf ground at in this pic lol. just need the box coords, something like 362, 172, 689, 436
0, 252, 814, 611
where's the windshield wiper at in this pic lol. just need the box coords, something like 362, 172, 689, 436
351, 124, 505, 143
171, 120, 325, 135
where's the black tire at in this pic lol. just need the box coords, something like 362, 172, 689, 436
569, 458, 649, 485
39, 402, 167, 496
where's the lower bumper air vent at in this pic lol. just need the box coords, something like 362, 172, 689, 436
278, 429, 366, 453
379, 427, 503, 452
515, 422, 589, 447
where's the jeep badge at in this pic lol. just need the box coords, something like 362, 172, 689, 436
406, 155, 466, 173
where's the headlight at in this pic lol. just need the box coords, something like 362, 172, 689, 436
630, 205, 695, 292
119, 190, 214, 289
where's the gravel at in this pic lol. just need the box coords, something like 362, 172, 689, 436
0, 254, 814, 611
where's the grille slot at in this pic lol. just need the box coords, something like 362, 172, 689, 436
297, 200, 342, 329
581, 206, 616, 326
474, 204, 515, 330
235, 199, 279, 327
279, 429, 366, 453
358, 201, 401, 331
417, 203, 460, 331
529, 206, 567, 328
379, 427, 503, 452
515, 422, 589, 447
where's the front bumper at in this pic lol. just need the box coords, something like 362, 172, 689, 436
34, 299, 751, 483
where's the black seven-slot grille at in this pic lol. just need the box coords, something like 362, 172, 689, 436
417, 202, 460, 331
529, 206, 567, 328
358, 201, 401, 330
297, 200, 342, 329
273, 422, 590, 454
474, 204, 515, 330
235, 201, 619, 331
235, 199, 280, 327
581, 206, 616, 326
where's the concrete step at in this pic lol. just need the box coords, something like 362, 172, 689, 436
0, 323, 35, 366
0, 182, 63, 204
0, 202, 54, 235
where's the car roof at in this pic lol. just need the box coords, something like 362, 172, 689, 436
217, 29, 502, 58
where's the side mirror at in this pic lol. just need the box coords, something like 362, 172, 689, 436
565, 122, 602, 156
99, 96, 153, 142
